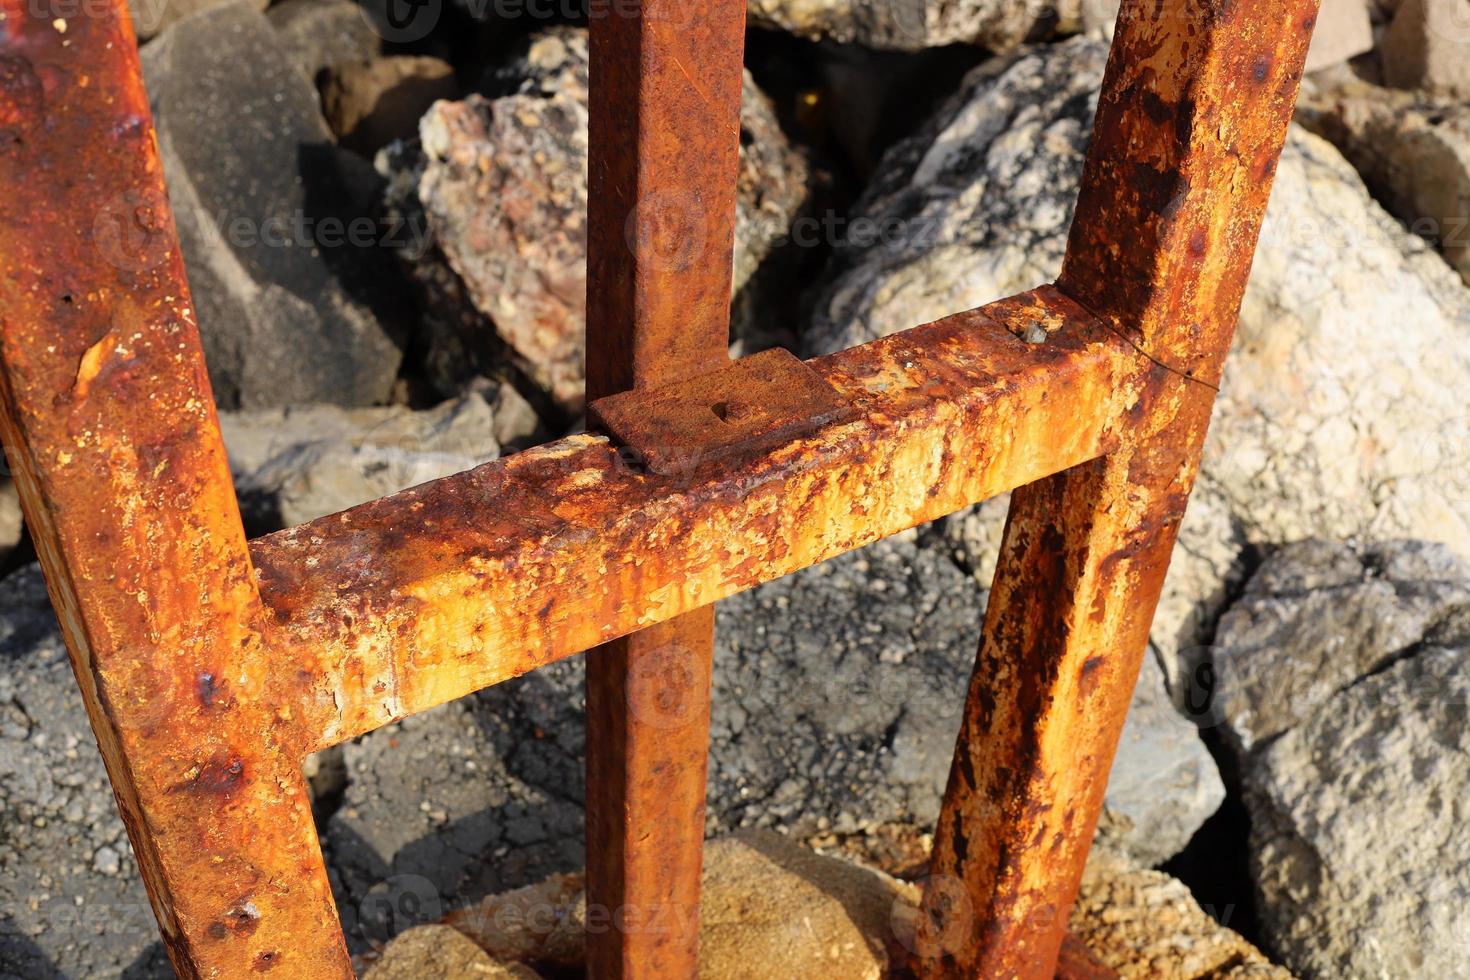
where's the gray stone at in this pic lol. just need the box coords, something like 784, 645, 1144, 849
221, 389, 524, 531
127, 0, 266, 42
267, 0, 382, 85
1247, 627, 1470, 975
1298, 76, 1470, 286
745, 0, 1084, 53
324, 678, 587, 954
1209, 539, 1470, 756
143, 2, 406, 409
805, 38, 1470, 692
1095, 651, 1225, 867
0, 567, 170, 978
381, 27, 809, 410
709, 535, 987, 836
1382, 0, 1470, 99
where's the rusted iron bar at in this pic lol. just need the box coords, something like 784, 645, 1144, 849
250, 287, 1167, 753
917, 0, 1318, 976
584, 0, 747, 973
0, 3, 349, 977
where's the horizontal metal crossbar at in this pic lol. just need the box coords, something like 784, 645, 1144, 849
249, 285, 1179, 752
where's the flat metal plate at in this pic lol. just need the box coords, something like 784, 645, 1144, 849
587, 347, 857, 476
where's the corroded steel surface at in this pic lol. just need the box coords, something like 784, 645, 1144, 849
250, 287, 1160, 752
584, 1, 748, 975
0, 2, 349, 976
0, 0, 1314, 972
589, 347, 856, 476
917, 0, 1318, 976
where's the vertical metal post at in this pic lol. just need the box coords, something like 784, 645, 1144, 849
917, 0, 1319, 976
584, 1, 747, 976
0, 2, 350, 976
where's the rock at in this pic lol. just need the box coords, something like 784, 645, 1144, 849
0, 567, 170, 978
324, 56, 459, 157
365, 924, 542, 979
324, 680, 587, 953
1305, 0, 1376, 71
1070, 846, 1290, 979
1207, 539, 1470, 755
445, 874, 586, 969
267, 0, 382, 84
1094, 651, 1225, 867
127, 0, 266, 42
1297, 77, 1470, 285
449, 831, 916, 980
381, 27, 809, 410
1245, 608, 1470, 975
142, 2, 406, 409
806, 37, 1470, 690
697, 831, 914, 979
1382, 0, 1470, 99
0, 477, 21, 568
745, 0, 1081, 53
220, 389, 526, 531
709, 535, 987, 837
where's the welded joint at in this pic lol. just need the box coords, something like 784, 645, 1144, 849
587, 347, 858, 476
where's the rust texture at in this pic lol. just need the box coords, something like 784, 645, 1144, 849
251, 287, 1160, 751
588, 347, 857, 476
583, 0, 748, 974
0, 1, 349, 976
0, 0, 1316, 972
917, 0, 1319, 976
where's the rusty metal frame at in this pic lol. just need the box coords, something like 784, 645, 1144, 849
0, 0, 1316, 975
